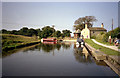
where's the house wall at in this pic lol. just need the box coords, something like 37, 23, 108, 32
81, 28, 90, 39
90, 30, 107, 37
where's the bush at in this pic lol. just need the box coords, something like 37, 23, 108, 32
96, 34, 105, 42
96, 34, 101, 40
91, 36, 96, 39
118, 46, 120, 49
101, 27, 120, 42
100, 32, 104, 35
102, 33, 109, 42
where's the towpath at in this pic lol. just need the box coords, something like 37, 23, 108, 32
91, 39, 119, 52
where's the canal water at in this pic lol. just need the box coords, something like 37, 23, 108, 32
2, 42, 118, 76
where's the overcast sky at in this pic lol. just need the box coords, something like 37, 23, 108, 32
2, 2, 119, 36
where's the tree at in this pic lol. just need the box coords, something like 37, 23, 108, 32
74, 16, 97, 30
41, 26, 55, 38
19, 27, 29, 36
2, 29, 8, 34
27, 28, 37, 36
54, 30, 61, 38
52, 25, 55, 37
36, 29, 42, 38
62, 29, 72, 37
103, 27, 120, 42
10, 30, 18, 35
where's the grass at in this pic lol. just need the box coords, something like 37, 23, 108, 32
118, 46, 120, 49
85, 39, 120, 56
2, 34, 40, 50
95, 39, 114, 46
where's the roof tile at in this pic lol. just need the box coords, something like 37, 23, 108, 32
88, 27, 107, 31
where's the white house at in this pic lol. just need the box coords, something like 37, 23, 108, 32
81, 23, 107, 39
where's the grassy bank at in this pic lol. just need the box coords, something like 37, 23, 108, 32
95, 39, 114, 46
85, 39, 120, 56
2, 34, 40, 51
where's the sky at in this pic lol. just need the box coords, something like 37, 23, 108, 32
2, 1, 119, 36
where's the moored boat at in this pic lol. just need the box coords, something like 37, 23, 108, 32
41, 38, 57, 42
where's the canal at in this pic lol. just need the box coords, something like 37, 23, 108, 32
2, 42, 118, 76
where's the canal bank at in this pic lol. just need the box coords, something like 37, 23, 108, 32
2, 34, 41, 52
2, 41, 40, 52
85, 42, 120, 76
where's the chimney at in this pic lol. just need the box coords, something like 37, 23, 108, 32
101, 23, 104, 28
85, 23, 88, 28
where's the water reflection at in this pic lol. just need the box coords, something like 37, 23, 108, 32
61, 42, 71, 49
2, 42, 118, 76
23, 42, 71, 53
2, 42, 71, 57
2, 42, 109, 67
73, 43, 107, 66
2, 44, 40, 57
73, 43, 93, 64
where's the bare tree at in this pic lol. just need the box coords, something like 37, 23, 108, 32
74, 16, 97, 30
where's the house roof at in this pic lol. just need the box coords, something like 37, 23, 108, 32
88, 27, 107, 31
74, 29, 81, 33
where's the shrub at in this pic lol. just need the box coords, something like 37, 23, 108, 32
91, 36, 96, 39
96, 34, 105, 41
102, 33, 109, 42
100, 32, 104, 35
118, 46, 120, 49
